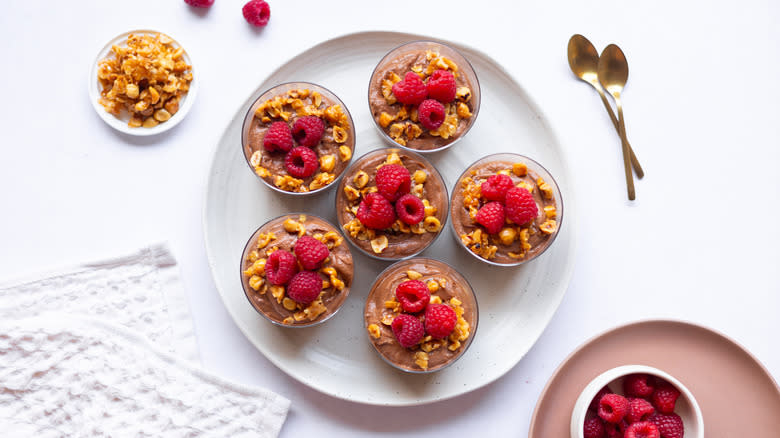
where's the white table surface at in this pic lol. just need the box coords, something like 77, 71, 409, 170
1, 0, 778, 436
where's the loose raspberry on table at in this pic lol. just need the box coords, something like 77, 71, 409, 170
624, 374, 655, 399
265, 249, 297, 285
480, 174, 515, 202
598, 393, 629, 424
356, 192, 396, 230
395, 280, 430, 313
286, 271, 322, 304
424, 303, 457, 339
651, 381, 680, 414
291, 115, 325, 147
627, 398, 655, 424
583, 417, 606, 438
263, 121, 294, 152
427, 69, 457, 103
505, 186, 538, 225
391, 72, 428, 105
391, 313, 425, 348
284, 146, 319, 178
395, 194, 425, 225
242, 0, 271, 27
184, 0, 214, 7
624, 421, 660, 438
474, 201, 505, 234
649, 413, 684, 438
417, 99, 446, 131
293, 235, 329, 271
589, 386, 614, 412
375, 163, 412, 202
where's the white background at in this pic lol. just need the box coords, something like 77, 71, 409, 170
1, 0, 778, 436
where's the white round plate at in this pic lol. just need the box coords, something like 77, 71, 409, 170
88, 29, 198, 136
203, 31, 576, 406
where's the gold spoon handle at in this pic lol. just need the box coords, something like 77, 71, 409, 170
596, 87, 644, 179
615, 98, 636, 200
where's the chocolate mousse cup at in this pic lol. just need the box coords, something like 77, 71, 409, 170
450, 153, 564, 266
368, 41, 481, 153
335, 148, 448, 261
364, 258, 478, 373
242, 82, 356, 195
240, 213, 354, 327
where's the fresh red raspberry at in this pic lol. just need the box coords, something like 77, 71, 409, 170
651, 381, 680, 414
598, 393, 629, 424
291, 116, 325, 147
624, 421, 660, 438
649, 413, 684, 438
627, 398, 655, 424
474, 202, 505, 234
395, 280, 430, 313
624, 374, 656, 399
391, 72, 428, 105
356, 192, 396, 230
480, 174, 515, 202
417, 99, 446, 131
589, 386, 614, 412
263, 121, 294, 153
391, 313, 425, 348
583, 417, 606, 438
293, 235, 329, 271
284, 147, 319, 178
265, 250, 297, 285
185, 0, 214, 7
395, 194, 425, 225
375, 163, 412, 202
424, 303, 457, 339
505, 186, 538, 225
286, 271, 322, 304
242, 0, 270, 27
427, 69, 457, 103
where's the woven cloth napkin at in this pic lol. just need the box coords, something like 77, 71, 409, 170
0, 243, 290, 437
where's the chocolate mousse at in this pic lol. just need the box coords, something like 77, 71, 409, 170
450, 154, 563, 265
368, 42, 479, 151
243, 84, 355, 193
241, 214, 353, 326
335, 148, 448, 260
364, 258, 477, 373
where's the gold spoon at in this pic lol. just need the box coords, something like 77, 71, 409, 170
598, 44, 636, 200
567, 35, 644, 179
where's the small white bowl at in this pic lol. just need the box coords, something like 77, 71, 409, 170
88, 29, 198, 136
570, 365, 703, 438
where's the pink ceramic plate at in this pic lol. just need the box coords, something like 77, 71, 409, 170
529, 319, 780, 437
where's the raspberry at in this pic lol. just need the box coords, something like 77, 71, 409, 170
424, 303, 457, 339
391, 72, 428, 105
598, 393, 629, 424
624, 421, 660, 438
505, 186, 539, 225
185, 0, 214, 7
391, 314, 424, 348
291, 116, 325, 147
480, 174, 515, 202
589, 386, 613, 412
474, 202, 505, 234
624, 374, 655, 399
262, 121, 294, 153
356, 192, 396, 230
375, 163, 411, 202
395, 280, 430, 313
417, 99, 446, 131
293, 235, 329, 271
242, 0, 270, 27
583, 417, 606, 438
427, 69, 457, 103
649, 413, 684, 438
627, 398, 655, 424
651, 381, 680, 414
284, 147, 318, 178
286, 271, 322, 304
265, 250, 297, 285
395, 194, 425, 225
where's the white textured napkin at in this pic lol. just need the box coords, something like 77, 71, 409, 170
0, 243, 290, 437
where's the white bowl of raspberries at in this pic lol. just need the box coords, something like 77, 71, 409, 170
571, 365, 703, 438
